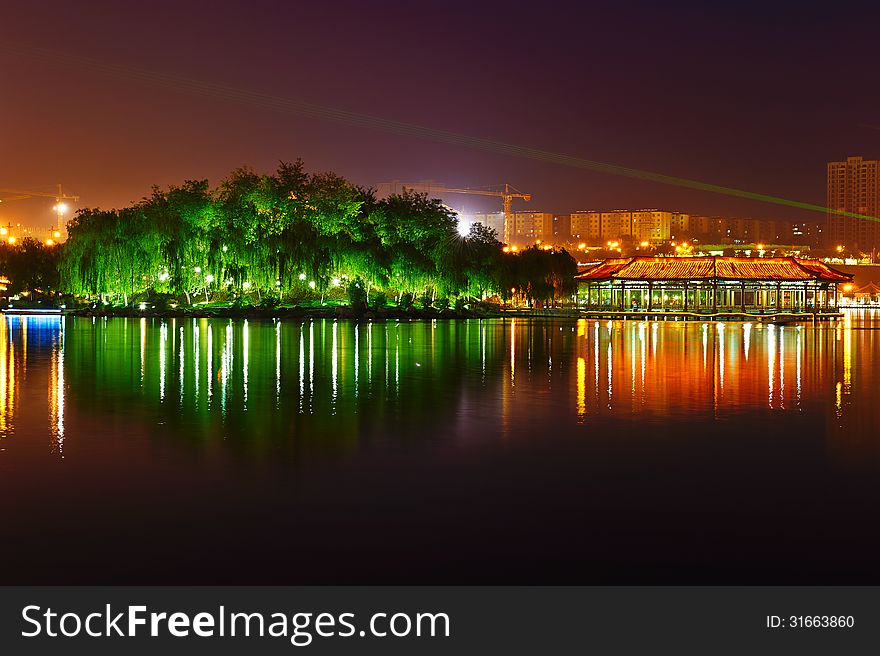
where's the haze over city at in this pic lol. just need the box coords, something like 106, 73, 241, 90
3, 0, 878, 228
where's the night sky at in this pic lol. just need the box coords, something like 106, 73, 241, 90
3, 0, 879, 227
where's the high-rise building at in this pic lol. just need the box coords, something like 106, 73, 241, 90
827, 156, 880, 251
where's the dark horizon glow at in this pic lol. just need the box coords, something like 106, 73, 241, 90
3, 1, 879, 228
4, 42, 878, 224
0, 42, 880, 226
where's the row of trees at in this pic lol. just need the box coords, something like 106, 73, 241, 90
0, 238, 59, 296
55, 161, 577, 307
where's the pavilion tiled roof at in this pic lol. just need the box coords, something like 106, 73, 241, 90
794, 259, 853, 283
575, 257, 854, 283
853, 281, 880, 294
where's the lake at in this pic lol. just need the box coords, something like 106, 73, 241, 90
1, 312, 879, 584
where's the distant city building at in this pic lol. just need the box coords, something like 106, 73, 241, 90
569, 209, 688, 244
552, 214, 571, 241
0, 221, 65, 246
789, 220, 823, 245
513, 211, 554, 244
602, 211, 633, 241
471, 212, 505, 240
670, 212, 689, 238
375, 179, 446, 199
688, 216, 822, 246
827, 156, 880, 251
570, 211, 601, 241
471, 211, 554, 245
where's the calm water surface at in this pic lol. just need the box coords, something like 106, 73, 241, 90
1, 312, 879, 583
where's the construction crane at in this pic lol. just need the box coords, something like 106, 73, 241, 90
0, 184, 80, 230
387, 182, 531, 244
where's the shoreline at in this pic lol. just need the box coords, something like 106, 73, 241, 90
60, 305, 507, 321
44, 306, 849, 322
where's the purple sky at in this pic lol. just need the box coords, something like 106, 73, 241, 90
2, 0, 879, 227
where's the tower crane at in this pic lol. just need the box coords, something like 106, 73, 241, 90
0, 184, 80, 231
387, 182, 531, 244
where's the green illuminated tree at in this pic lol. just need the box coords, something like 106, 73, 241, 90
57, 160, 569, 309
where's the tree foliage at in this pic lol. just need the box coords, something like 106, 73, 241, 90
56, 161, 577, 306
0, 238, 60, 295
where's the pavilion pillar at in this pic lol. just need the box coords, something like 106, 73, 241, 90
775, 283, 781, 311
683, 281, 689, 311
647, 282, 653, 311
741, 281, 746, 313
712, 280, 717, 313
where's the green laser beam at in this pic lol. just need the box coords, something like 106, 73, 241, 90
4, 42, 878, 223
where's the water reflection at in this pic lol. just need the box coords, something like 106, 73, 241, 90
0, 319, 16, 437
0, 312, 877, 460
0, 315, 65, 452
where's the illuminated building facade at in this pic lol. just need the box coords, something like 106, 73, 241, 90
512, 211, 554, 244
473, 211, 554, 244
471, 212, 505, 239
575, 256, 852, 315
570, 210, 689, 244
827, 155, 880, 251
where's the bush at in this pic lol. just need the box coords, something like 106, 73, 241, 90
347, 278, 368, 312
419, 291, 433, 309
454, 297, 467, 313
259, 295, 279, 310
397, 292, 414, 310
153, 296, 172, 311
372, 291, 387, 311
435, 298, 450, 311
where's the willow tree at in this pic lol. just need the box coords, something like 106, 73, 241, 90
214, 167, 284, 295
57, 159, 568, 307
461, 222, 503, 299
60, 208, 121, 299
374, 190, 462, 299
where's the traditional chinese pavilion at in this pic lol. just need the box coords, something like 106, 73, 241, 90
574, 256, 852, 317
